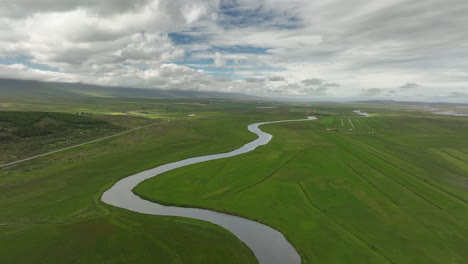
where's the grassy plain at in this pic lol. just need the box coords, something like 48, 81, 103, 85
1, 97, 467, 263
1, 97, 297, 264
135, 107, 468, 263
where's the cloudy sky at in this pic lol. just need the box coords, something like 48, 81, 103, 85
1, 0, 467, 101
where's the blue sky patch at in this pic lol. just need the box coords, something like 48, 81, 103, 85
172, 58, 214, 66
169, 32, 207, 45
211, 45, 270, 54
218, 4, 274, 28
217, 0, 302, 29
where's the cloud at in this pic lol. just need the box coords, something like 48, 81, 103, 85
0, 0, 153, 18
0, 0, 467, 102
214, 52, 227, 67
302, 78, 324, 86
361, 88, 385, 96
449, 92, 468, 98
268, 76, 285, 82
0, 63, 78, 82
298, 79, 339, 91
322, 82, 340, 87
265, 82, 329, 96
400, 83, 421, 89
245, 77, 264, 83
300, 86, 328, 96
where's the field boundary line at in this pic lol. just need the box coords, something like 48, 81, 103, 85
342, 134, 425, 172
236, 150, 306, 194
438, 149, 468, 169
327, 135, 445, 210
0, 122, 160, 169
343, 162, 400, 207
428, 149, 468, 180
361, 135, 425, 171
296, 182, 395, 264
335, 134, 467, 204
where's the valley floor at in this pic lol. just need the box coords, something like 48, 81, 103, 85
1, 98, 467, 263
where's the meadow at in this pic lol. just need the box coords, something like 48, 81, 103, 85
0, 97, 278, 263
1, 97, 467, 263
135, 107, 468, 263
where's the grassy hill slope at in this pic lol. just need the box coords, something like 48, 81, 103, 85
0, 78, 258, 100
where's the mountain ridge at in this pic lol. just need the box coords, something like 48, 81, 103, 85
0, 78, 259, 100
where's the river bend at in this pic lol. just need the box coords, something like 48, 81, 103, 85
102, 117, 317, 264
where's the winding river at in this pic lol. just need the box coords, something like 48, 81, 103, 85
102, 117, 317, 264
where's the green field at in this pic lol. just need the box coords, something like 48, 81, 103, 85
135, 108, 468, 263
1, 97, 467, 263
0, 99, 273, 264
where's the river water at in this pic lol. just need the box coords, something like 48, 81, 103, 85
353, 110, 372, 117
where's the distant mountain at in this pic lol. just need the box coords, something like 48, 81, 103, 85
0, 78, 259, 100
353, 100, 468, 107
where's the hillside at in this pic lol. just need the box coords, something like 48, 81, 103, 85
0, 78, 258, 100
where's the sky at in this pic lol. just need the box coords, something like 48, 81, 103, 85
0, 0, 467, 102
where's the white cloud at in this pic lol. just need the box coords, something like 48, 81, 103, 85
302, 78, 324, 86
0, 64, 78, 82
400, 83, 421, 89
361, 88, 385, 96
0, 0, 467, 101
214, 52, 226, 67
268, 76, 285, 82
